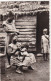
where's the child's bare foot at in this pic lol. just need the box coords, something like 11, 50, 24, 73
16, 69, 23, 74
28, 66, 34, 70
6, 65, 11, 69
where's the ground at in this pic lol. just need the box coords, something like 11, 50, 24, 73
1, 56, 49, 81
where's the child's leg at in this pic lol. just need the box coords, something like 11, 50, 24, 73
46, 53, 48, 60
43, 53, 45, 60
15, 65, 18, 69
6, 53, 11, 69
28, 66, 34, 70
16, 66, 23, 74
7, 53, 11, 65
43, 53, 47, 61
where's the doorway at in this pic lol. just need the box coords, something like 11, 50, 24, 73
36, 11, 49, 53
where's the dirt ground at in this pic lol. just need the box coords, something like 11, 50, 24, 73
1, 56, 49, 81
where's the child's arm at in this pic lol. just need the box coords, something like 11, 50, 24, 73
7, 46, 17, 56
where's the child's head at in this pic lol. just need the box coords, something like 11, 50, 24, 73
12, 35, 18, 44
21, 43, 29, 53
21, 48, 27, 52
7, 11, 14, 23
43, 28, 48, 35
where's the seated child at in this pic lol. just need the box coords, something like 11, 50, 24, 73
7, 35, 23, 69
15, 44, 36, 74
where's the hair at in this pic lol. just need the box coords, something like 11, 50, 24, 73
13, 39, 17, 44
8, 11, 14, 18
7, 17, 14, 23
7, 11, 14, 23
21, 43, 29, 50
43, 28, 48, 35
43, 28, 47, 32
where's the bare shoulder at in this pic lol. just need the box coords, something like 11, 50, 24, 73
8, 43, 13, 48
3, 20, 7, 25
46, 35, 49, 37
41, 35, 44, 39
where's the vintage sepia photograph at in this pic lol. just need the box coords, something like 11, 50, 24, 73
0, 1, 49, 81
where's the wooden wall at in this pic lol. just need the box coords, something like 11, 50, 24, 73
0, 14, 37, 53
15, 15, 37, 52
0, 16, 6, 54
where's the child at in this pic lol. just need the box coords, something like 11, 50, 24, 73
3, 11, 19, 68
41, 28, 49, 61
21, 45, 36, 69
7, 36, 24, 74
15, 44, 36, 74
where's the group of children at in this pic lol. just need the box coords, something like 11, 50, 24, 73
3, 11, 49, 74
7, 34, 36, 74
3, 11, 36, 74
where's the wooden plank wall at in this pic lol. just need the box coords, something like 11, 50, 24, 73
0, 15, 37, 53
15, 15, 37, 52
0, 15, 5, 54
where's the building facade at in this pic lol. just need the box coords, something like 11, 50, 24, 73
0, 1, 49, 54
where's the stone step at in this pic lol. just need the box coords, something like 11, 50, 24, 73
37, 54, 43, 57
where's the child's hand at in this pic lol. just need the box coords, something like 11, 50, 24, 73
15, 51, 19, 56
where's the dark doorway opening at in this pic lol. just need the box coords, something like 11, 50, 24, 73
36, 11, 49, 53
